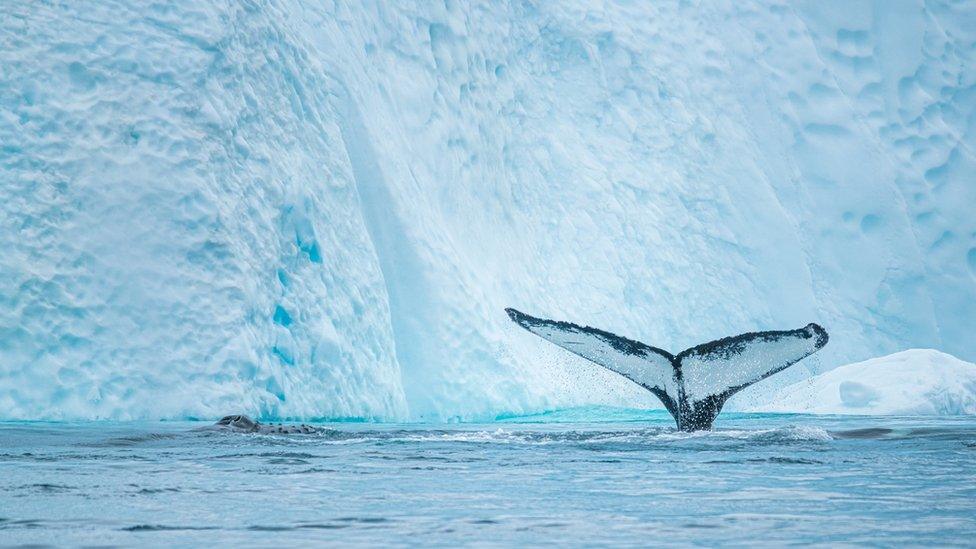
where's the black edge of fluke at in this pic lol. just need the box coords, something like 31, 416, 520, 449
807, 322, 829, 349
505, 307, 531, 327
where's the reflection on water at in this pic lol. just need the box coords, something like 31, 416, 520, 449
1, 411, 975, 546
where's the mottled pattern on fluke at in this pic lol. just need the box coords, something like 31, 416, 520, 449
506, 308, 828, 431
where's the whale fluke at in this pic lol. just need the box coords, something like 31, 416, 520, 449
505, 308, 828, 431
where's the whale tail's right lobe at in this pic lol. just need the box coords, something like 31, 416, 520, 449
506, 308, 828, 431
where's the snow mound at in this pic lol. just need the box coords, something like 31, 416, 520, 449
751, 350, 976, 415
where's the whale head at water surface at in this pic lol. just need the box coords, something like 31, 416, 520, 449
209, 415, 320, 434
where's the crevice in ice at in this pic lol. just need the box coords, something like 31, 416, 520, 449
335, 85, 432, 417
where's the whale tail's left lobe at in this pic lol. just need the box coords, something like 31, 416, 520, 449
505, 307, 681, 419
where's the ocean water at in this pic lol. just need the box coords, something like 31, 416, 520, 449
1, 410, 975, 547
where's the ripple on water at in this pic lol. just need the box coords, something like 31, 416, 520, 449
830, 427, 895, 439
2, 417, 974, 546
246, 518, 391, 531
133, 487, 181, 495
85, 433, 180, 447
19, 483, 76, 493
122, 524, 220, 532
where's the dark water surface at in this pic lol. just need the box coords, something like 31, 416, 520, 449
1, 410, 975, 547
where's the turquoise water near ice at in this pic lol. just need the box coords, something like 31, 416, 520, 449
2, 409, 975, 547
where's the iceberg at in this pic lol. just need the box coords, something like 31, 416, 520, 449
749, 350, 976, 415
1, 1, 974, 420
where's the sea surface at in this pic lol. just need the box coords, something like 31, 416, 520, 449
1, 409, 975, 547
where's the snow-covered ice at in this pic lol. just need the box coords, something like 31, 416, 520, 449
749, 349, 976, 415
1, 1, 974, 420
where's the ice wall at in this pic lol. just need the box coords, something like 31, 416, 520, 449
1, 1, 974, 420
0, 1, 408, 419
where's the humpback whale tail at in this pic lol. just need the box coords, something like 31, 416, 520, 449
505, 308, 828, 431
